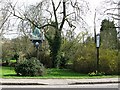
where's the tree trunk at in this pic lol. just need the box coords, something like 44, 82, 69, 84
50, 30, 61, 68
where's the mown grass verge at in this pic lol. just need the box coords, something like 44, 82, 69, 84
0, 66, 119, 79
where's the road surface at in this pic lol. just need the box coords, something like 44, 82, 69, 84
1, 83, 119, 88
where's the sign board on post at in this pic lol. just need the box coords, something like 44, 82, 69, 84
32, 27, 42, 40
96, 34, 100, 48
30, 27, 45, 41
96, 34, 100, 73
30, 27, 43, 46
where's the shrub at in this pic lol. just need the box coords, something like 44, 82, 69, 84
39, 52, 52, 68
55, 52, 68, 69
15, 57, 45, 76
88, 71, 105, 76
72, 43, 96, 73
99, 49, 119, 75
72, 43, 119, 75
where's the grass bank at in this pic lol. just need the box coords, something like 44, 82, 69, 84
0, 66, 119, 79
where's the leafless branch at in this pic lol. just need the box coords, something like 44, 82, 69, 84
104, 8, 120, 13
65, 18, 76, 30
45, 9, 52, 20
55, 1, 61, 11
66, 12, 75, 17
60, 0, 66, 31
112, 17, 120, 20
107, 13, 120, 17
0, 13, 11, 29
8, 1, 57, 31
0, 13, 12, 36
51, 0, 58, 28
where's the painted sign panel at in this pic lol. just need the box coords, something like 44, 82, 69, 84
32, 27, 42, 40
96, 35, 100, 48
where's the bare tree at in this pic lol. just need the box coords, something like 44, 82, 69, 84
0, 1, 12, 36
2, 0, 89, 68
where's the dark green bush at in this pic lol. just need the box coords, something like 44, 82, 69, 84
55, 52, 68, 69
15, 57, 45, 76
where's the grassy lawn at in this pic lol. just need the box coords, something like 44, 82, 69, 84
0, 66, 119, 79
9, 60, 16, 63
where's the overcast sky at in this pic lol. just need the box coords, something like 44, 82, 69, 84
2, 0, 119, 39
13, 0, 108, 34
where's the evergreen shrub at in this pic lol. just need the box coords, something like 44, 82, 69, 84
15, 57, 45, 76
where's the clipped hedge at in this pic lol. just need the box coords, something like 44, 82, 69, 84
15, 57, 45, 76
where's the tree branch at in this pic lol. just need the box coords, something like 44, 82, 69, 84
0, 13, 11, 34
66, 12, 75, 17
60, 0, 66, 31
55, 1, 61, 11
51, 0, 58, 29
107, 13, 120, 17
104, 8, 120, 13
45, 9, 52, 21
112, 17, 120, 20
65, 18, 76, 30
9, 2, 56, 30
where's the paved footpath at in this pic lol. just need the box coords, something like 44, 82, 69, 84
0, 78, 119, 85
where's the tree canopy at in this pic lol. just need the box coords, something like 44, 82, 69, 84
100, 19, 117, 49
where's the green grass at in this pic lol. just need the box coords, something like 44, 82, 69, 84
0, 66, 119, 79
9, 60, 16, 63
0, 66, 16, 77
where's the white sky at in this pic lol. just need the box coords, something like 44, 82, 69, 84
86, 0, 104, 33
2, 0, 119, 39
17, 0, 107, 34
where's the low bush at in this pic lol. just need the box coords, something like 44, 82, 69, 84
72, 43, 119, 75
88, 71, 105, 76
15, 57, 45, 76
39, 52, 52, 68
73, 43, 96, 73
99, 49, 119, 75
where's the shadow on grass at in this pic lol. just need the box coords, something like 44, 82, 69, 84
3, 74, 18, 76
47, 69, 87, 77
2, 68, 118, 78
3, 69, 88, 78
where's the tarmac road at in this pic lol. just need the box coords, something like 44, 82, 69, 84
1, 83, 119, 88
1, 78, 119, 90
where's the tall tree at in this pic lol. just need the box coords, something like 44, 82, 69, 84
2, 0, 89, 68
100, 19, 117, 49
99, 0, 120, 40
